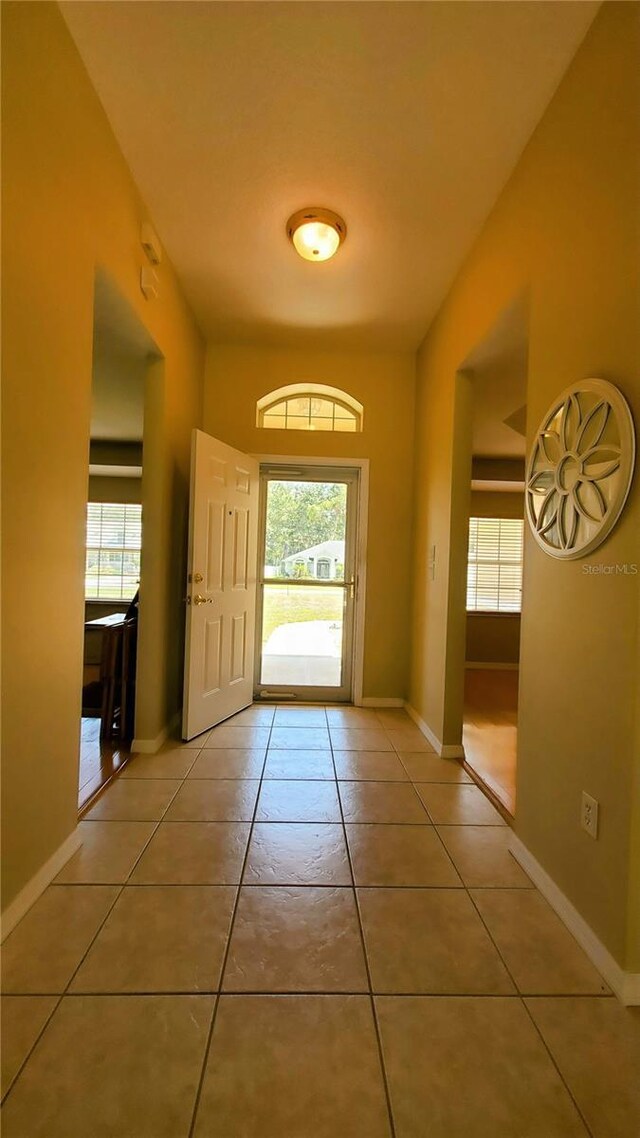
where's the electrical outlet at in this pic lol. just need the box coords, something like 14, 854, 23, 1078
581, 791, 599, 839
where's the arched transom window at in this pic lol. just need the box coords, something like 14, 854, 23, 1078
257, 383, 363, 433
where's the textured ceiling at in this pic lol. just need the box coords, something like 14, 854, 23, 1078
62, 1, 598, 349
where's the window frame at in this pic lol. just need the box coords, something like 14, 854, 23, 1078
256, 383, 364, 433
466, 516, 524, 614
85, 501, 142, 603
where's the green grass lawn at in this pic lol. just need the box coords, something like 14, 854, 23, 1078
262, 585, 344, 645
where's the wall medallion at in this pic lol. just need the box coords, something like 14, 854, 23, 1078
526, 378, 636, 559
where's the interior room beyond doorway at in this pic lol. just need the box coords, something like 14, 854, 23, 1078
459, 301, 528, 816
79, 272, 156, 809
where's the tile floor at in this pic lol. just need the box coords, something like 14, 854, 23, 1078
2, 704, 639, 1137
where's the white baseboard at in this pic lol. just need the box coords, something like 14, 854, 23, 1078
132, 712, 180, 754
623, 974, 640, 1004
440, 743, 466, 759
1, 827, 82, 942
359, 697, 405, 708
465, 661, 519, 671
510, 834, 640, 1006
404, 703, 465, 759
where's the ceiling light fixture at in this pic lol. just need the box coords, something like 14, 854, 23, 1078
287, 208, 346, 263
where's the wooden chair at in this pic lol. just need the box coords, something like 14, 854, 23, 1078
98, 612, 138, 744
99, 622, 125, 742
121, 617, 138, 742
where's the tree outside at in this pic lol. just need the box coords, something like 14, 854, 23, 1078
264, 480, 347, 572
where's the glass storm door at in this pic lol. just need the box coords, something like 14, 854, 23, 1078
255, 466, 359, 702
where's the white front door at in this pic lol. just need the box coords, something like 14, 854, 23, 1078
182, 429, 259, 740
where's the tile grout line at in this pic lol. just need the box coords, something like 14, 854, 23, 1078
40, 879, 532, 889
1, 792, 175, 1104
3, 708, 602, 1131
2, 711, 396, 1109
0, 997, 61, 1107
78, 729, 206, 817
64, 814, 514, 824
385, 722, 596, 1137
4, 987, 618, 1000
78, 748, 136, 816
186, 707, 276, 1138
1, 732, 212, 1106
330, 718, 398, 1138
518, 1000, 596, 1136
461, 858, 596, 1137
399, 738, 597, 1132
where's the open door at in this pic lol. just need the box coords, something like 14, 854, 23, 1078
182, 429, 259, 740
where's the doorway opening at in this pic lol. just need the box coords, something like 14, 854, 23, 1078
255, 465, 360, 703
80, 271, 157, 810
457, 299, 528, 815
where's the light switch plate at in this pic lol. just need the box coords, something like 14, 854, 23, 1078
581, 791, 599, 839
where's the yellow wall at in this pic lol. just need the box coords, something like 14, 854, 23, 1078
203, 344, 415, 699
87, 475, 142, 505
466, 616, 520, 667
411, 2, 640, 969
470, 489, 524, 520
1, 2, 204, 911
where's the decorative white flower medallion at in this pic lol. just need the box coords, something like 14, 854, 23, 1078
526, 378, 636, 560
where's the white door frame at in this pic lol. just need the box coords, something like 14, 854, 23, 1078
254, 464, 359, 703
251, 454, 369, 705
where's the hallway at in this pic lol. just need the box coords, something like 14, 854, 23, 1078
2, 705, 638, 1136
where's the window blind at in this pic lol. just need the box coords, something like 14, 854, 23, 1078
466, 517, 523, 612
85, 502, 142, 601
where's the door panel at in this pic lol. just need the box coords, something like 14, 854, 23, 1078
231, 613, 246, 682
182, 429, 258, 740
232, 508, 249, 589
206, 502, 225, 593
203, 617, 223, 695
235, 465, 252, 494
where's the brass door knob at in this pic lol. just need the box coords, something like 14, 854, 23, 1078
192, 594, 211, 606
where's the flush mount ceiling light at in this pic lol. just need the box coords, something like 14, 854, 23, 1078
287, 208, 347, 262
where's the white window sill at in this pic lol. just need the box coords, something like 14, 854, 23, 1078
466, 609, 521, 617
